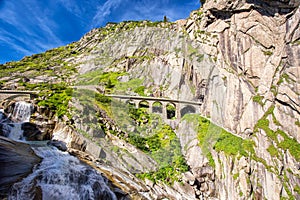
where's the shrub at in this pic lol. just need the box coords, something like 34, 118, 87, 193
253, 95, 264, 106
195, 115, 255, 163
134, 125, 188, 184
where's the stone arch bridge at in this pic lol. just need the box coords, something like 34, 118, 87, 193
0, 90, 38, 103
107, 94, 203, 121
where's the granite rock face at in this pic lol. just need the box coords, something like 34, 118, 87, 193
173, 0, 300, 198
184, 0, 300, 137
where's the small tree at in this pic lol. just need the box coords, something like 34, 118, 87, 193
163, 15, 169, 23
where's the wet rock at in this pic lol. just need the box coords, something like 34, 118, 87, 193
0, 123, 13, 137
22, 122, 42, 141
47, 140, 68, 151
0, 136, 41, 196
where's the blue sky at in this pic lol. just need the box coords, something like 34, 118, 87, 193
0, 0, 200, 64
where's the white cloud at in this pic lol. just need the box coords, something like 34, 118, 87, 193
0, 31, 33, 56
91, 0, 123, 27
58, 0, 82, 17
0, 0, 64, 59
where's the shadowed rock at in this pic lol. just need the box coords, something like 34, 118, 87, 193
0, 136, 41, 196
21, 122, 42, 141
47, 140, 68, 151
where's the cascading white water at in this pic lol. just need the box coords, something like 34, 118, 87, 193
8, 145, 117, 200
6, 123, 24, 140
0, 111, 6, 123
1, 102, 120, 199
11, 101, 32, 122
0, 101, 33, 140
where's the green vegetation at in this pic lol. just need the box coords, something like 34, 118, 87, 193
115, 78, 146, 96
278, 73, 295, 85
196, 115, 254, 158
77, 70, 126, 91
197, 11, 204, 16
163, 16, 169, 23
283, 180, 295, 200
104, 104, 189, 184
93, 96, 188, 185
128, 106, 150, 127
207, 152, 215, 168
0, 44, 78, 81
90, 20, 172, 42
135, 125, 189, 184
166, 104, 176, 119
239, 191, 243, 197
214, 131, 254, 157
98, 72, 127, 93
277, 130, 300, 161
233, 173, 239, 180
254, 105, 275, 135
267, 144, 280, 157
263, 50, 273, 56
76, 129, 93, 140
184, 113, 282, 172
20, 82, 73, 118
76, 69, 104, 85
187, 44, 199, 57
294, 185, 300, 194
270, 85, 278, 96
254, 105, 300, 162
197, 54, 205, 62
77, 70, 146, 96
295, 120, 300, 127
253, 94, 264, 106
292, 39, 300, 45
181, 114, 256, 168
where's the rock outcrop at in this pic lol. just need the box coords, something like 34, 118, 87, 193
0, 136, 41, 196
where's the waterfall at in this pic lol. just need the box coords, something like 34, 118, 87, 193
12, 101, 32, 122
0, 101, 32, 140
8, 145, 117, 200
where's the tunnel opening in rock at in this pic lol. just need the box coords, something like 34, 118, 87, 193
180, 105, 196, 118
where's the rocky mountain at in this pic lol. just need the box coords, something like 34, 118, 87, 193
0, 0, 299, 199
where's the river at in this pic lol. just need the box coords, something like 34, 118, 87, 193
0, 101, 118, 200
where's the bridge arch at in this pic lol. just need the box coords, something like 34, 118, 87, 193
139, 100, 149, 109
180, 105, 196, 118
152, 101, 162, 113
166, 103, 176, 119
126, 99, 136, 107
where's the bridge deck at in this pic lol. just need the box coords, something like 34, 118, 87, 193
107, 94, 202, 106
0, 90, 38, 95
74, 86, 203, 105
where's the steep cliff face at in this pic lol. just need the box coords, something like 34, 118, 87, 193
185, 0, 300, 137
177, 0, 300, 199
